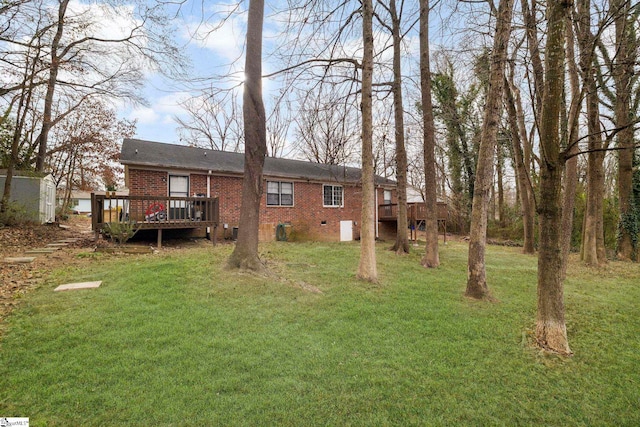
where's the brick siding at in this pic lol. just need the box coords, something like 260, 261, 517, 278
126, 167, 396, 242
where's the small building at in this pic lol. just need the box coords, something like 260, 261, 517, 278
58, 190, 92, 214
119, 138, 398, 242
61, 190, 129, 214
0, 170, 56, 223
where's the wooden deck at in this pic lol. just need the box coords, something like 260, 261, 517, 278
378, 202, 448, 242
91, 193, 219, 247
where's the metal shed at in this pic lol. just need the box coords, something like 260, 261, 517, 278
0, 171, 56, 223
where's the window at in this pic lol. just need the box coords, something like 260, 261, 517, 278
267, 181, 293, 206
323, 185, 343, 207
169, 175, 189, 197
383, 190, 392, 205
169, 175, 189, 208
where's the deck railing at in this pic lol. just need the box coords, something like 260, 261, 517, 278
91, 193, 219, 232
378, 202, 448, 222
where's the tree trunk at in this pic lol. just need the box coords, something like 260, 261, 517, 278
227, 0, 267, 272
1, 108, 22, 214
504, 76, 535, 254
521, 0, 544, 117
496, 143, 506, 228
561, 13, 581, 279
1, 47, 41, 214
35, 0, 69, 172
536, 0, 572, 356
420, 0, 440, 268
581, 89, 606, 266
576, 0, 606, 266
465, 0, 514, 298
389, 0, 410, 255
614, 0, 636, 261
357, 0, 378, 282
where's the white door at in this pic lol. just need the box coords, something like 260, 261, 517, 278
45, 183, 55, 222
340, 220, 353, 242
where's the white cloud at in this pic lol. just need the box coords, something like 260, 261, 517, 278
128, 106, 159, 125
127, 91, 190, 125
155, 92, 191, 115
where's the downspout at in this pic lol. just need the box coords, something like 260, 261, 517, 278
207, 173, 211, 237
375, 185, 379, 238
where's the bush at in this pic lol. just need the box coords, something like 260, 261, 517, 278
0, 201, 36, 227
56, 205, 72, 221
102, 221, 139, 245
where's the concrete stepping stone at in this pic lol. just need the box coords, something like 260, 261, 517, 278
46, 243, 69, 247
34, 246, 60, 251
54, 281, 102, 292
57, 238, 80, 243
25, 248, 57, 254
3, 257, 36, 264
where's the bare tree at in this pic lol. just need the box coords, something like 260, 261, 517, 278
504, 70, 536, 254
576, 0, 606, 266
379, 0, 410, 254
536, 0, 572, 356
1, 0, 183, 212
35, 0, 70, 172
1, 17, 44, 213
465, 0, 514, 299
358, 0, 378, 282
561, 10, 581, 279
227, 0, 267, 272
295, 87, 358, 165
176, 90, 243, 152
420, 0, 440, 267
266, 94, 292, 157
612, 0, 638, 261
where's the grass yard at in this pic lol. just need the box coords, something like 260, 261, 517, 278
1, 240, 639, 426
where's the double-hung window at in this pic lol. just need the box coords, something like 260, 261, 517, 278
166, 175, 189, 220
267, 181, 293, 206
383, 190, 392, 205
323, 185, 343, 207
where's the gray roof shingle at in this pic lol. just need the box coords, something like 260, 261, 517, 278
120, 138, 396, 186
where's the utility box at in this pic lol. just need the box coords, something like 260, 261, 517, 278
0, 170, 56, 223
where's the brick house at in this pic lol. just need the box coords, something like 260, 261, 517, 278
120, 138, 398, 242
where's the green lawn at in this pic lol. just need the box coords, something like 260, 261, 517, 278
1, 241, 639, 426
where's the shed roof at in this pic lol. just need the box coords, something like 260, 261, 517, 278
0, 170, 52, 179
120, 138, 396, 187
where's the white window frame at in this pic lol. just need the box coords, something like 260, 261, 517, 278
383, 189, 392, 205
323, 184, 344, 207
169, 175, 189, 208
266, 181, 294, 207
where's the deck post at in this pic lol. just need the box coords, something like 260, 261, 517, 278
212, 225, 218, 246
157, 228, 162, 249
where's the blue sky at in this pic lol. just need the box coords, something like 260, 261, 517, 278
118, 0, 477, 148
119, 1, 266, 145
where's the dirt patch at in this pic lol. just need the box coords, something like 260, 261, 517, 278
0, 215, 96, 324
